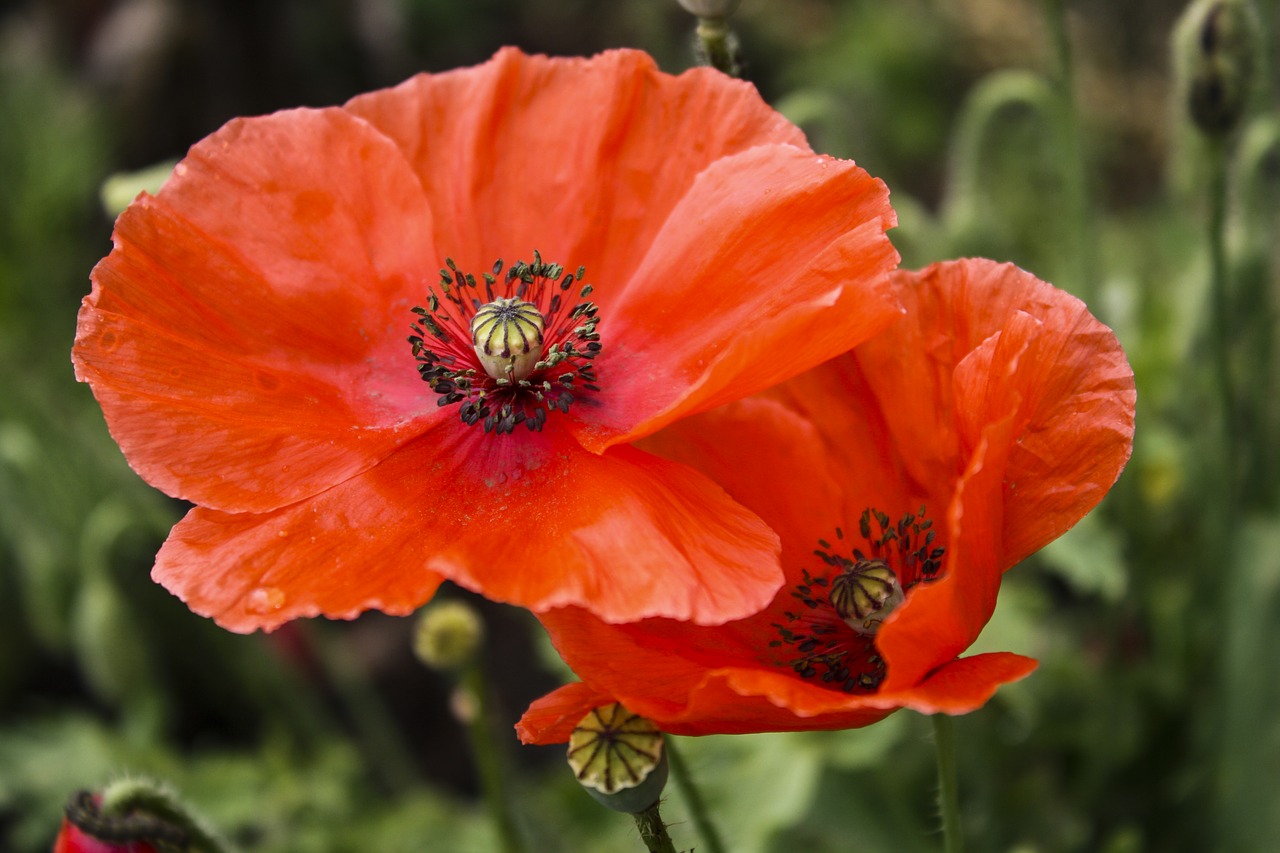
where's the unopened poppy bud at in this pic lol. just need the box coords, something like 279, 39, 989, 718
471, 297, 545, 381
676, 0, 741, 18
567, 704, 668, 814
828, 558, 905, 637
54, 814, 162, 853
1175, 0, 1259, 136
54, 785, 196, 853
413, 600, 484, 671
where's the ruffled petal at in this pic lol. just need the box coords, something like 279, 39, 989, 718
523, 259, 1130, 738
856, 259, 1136, 564
155, 504, 448, 634
155, 423, 782, 632
526, 606, 1033, 739
875, 404, 1015, 691
667, 669, 896, 735
516, 681, 618, 745
531, 605, 896, 738
875, 652, 1038, 715
587, 144, 900, 447
343, 48, 808, 292
346, 50, 899, 447
638, 396, 847, 568
934, 262, 1135, 564
872, 308, 1043, 688
74, 108, 440, 513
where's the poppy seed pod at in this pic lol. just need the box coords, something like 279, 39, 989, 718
567, 704, 669, 813
1175, 0, 1259, 136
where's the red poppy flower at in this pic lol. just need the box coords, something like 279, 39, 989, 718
518, 258, 1136, 740
72, 48, 901, 632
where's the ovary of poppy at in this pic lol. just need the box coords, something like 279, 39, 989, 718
517, 258, 1137, 740
72, 48, 902, 632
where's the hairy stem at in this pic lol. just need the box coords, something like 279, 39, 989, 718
632, 802, 679, 853
933, 714, 964, 853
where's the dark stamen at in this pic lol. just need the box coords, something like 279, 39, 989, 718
771, 507, 947, 694
409, 252, 602, 435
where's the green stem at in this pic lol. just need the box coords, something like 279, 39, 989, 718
1206, 137, 1237, 507
1042, 0, 1097, 305
694, 17, 742, 77
463, 666, 526, 853
932, 714, 964, 853
632, 802, 679, 853
304, 623, 420, 792
666, 738, 727, 853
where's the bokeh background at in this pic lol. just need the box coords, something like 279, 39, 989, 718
2, 1, 1278, 851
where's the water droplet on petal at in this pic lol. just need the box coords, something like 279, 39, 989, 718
246, 586, 286, 615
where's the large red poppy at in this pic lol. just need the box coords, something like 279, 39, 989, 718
72, 49, 901, 632
518, 259, 1136, 739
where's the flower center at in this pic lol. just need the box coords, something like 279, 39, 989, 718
409, 252, 601, 434
769, 507, 945, 694
471, 297, 545, 381
829, 558, 905, 636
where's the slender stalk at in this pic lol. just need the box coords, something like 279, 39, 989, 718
1205, 137, 1237, 506
665, 738, 727, 853
463, 666, 526, 853
932, 714, 964, 853
1041, 0, 1098, 305
694, 17, 742, 77
304, 623, 420, 792
632, 802, 679, 853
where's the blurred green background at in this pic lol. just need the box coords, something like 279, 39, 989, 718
2, 1, 1279, 851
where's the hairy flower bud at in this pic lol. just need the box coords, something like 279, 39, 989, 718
413, 600, 484, 672
54, 787, 193, 853
1175, 0, 1259, 136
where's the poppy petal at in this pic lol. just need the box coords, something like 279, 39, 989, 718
518, 642, 1033, 740
155, 424, 782, 632
516, 681, 618, 745
855, 259, 1136, 563
74, 108, 440, 513
524, 259, 1132, 737
875, 403, 1016, 691
637, 396, 846, 565
343, 48, 808, 291
875, 652, 1038, 715
873, 311, 1042, 685
587, 144, 901, 447
534, 602, 888, 737
938, 263, 1136, 564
